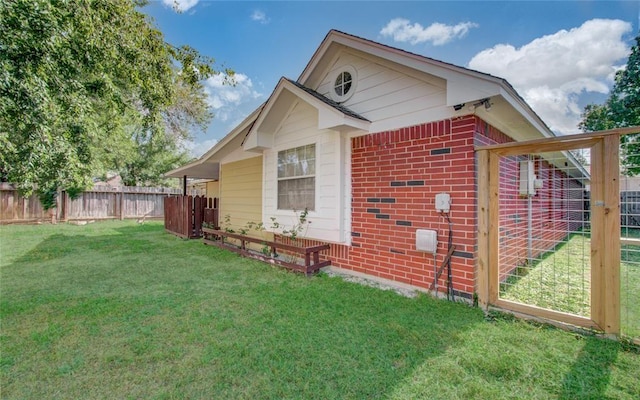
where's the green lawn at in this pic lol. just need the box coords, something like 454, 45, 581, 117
1, 221, 639, 399
500, 233, 640, 339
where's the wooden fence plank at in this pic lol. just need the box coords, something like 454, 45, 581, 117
163, 195, 218, 238
603, 134, 621, 335
476, 149, 490, 308
590, 140, 605, 331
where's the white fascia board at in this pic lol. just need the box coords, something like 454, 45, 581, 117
317, 105, 370, 133
244, 78, 369, 151
164, 160, 220, 180
242, 128, 273, 152
243, 80, 290, 152
498, 86, 555, 138
166, 105, 263, 179
199, 105, 262, 161
298, 32, 336, 86
283, 81, 370, 133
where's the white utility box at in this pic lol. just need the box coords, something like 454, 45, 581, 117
416, 229, 438, 254
435, 193, 451, 213
519, 160, 536, 196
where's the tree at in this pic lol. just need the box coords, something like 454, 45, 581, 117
94, 74, 214, 187
580, 34, 640, 175
0, 0, 231, 208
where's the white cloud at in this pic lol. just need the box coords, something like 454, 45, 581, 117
468, 19, 632, 134
162, 0, 199, 13
251, 10, 270, 24
380, 18, 478, 46
185, 138, 218, 158
203, 73, 263, 122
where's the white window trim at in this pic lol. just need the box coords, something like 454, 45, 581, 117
276, 143, 317, 212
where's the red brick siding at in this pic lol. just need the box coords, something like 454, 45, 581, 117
339, 116, 479, 296
284, 116, 584, 298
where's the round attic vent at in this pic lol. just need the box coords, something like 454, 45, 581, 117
330, 65, 357, 102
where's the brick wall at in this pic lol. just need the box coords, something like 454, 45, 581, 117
283, 115, 585, 298
340, 116, 479, 297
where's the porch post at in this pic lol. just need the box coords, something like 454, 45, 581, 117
183, 175, 187, 196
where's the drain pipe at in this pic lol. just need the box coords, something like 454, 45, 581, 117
521, 156, 535, 264
528, 194, 533, 263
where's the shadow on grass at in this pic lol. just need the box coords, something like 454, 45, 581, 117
1, 221, 483, 399
560, 337, 618, 399
2, 221, 639, 399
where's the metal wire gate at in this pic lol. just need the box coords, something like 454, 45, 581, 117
477, 127, 640, 342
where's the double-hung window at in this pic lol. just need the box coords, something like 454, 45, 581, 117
277, 144, 315, 211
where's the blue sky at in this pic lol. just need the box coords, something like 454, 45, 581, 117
142, 1, 639, 157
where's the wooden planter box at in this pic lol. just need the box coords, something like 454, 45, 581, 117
202, 228, 330, 275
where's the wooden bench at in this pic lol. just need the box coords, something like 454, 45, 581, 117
202, 228, 330, 275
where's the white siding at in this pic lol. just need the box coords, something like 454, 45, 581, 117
263, 101, 347, 243
318, 52, 449, 133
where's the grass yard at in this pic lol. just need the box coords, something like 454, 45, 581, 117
500, 233, 640, 339
1, 221, 639, 399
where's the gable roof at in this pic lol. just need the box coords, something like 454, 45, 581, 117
168, 29, 578, 180
242, 77, 370, 151
164, 105, 263, 179
298, 29, 555, 142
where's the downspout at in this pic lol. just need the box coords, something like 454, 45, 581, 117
528, 194, 533, 263
527, 155, 533, 263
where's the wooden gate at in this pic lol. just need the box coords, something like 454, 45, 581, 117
164, 195, 218, 239
476, 127, 639, 338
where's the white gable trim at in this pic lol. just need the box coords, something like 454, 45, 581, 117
243, 78, 370, 152
300, 30, 555, 140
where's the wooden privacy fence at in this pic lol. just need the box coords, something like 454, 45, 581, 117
0, 183, 181, 224
164, 195, 218, 239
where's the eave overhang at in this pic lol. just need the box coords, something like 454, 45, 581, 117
164, 106, 263, 179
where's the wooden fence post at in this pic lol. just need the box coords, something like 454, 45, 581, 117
603, 134, 621, 336
488, 151, 500, 304
476, 149, 490, 309
62, 190, 67, 221
182, 195, 191, 237
119, 188, 125, 220
590, 140, 605, 331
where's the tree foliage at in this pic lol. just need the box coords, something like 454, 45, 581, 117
580, 35, 640, 175
0, 0, 230, 207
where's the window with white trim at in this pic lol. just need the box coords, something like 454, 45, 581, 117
277, 144, 315, 211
